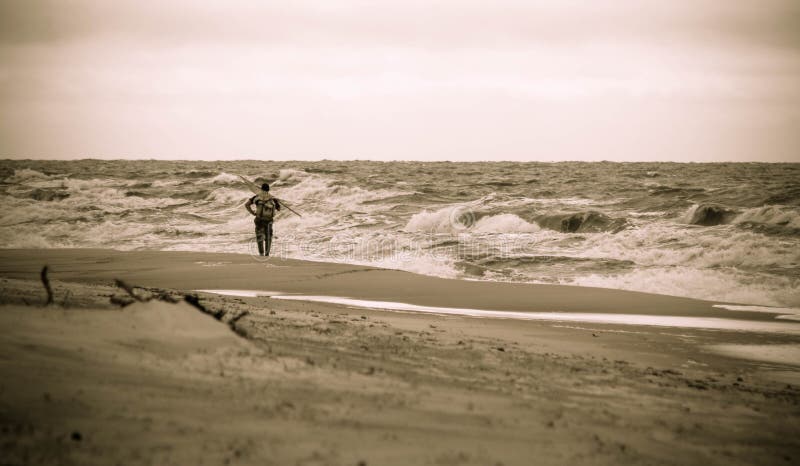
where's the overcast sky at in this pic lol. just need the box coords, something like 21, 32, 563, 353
1, 0, 798, 161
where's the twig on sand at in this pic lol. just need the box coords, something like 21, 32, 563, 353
109, 278, 248, 337
151, 289, 180, 304
229, 311, 250, 326
109, 296, 135, 307
228, 311, 251, 337
114, 279, 146, 302
40, 266, 54, 306
183, 294, 225, 320
183, 294, 251, 336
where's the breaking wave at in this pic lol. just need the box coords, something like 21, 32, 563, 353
535, 211, 628, 233
3, 168, 57, 183
209, 172, 241, 185
734, 205, 800, 230
682, 203, 800, 233
472, 214, 539, 234
682, 204, 738, 226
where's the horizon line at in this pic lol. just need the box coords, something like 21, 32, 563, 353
1, 157, 798, 164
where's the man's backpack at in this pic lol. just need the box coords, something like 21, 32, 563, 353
255, 194, 276, 221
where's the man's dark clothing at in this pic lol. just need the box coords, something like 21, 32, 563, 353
246, 195, 281, 256
254, 218, 274, 256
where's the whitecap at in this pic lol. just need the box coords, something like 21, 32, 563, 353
472, 214, 539, 233
733, 205, 800, 230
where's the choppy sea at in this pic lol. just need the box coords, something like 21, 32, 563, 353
1, 160, 798, 307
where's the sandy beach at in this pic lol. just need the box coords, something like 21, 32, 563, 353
1, 248, 799, 465
4, 0, 800, 463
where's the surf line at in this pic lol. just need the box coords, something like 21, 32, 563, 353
269, 295, 800, 335
712, 304, 800, 322
196, 289, 283, 298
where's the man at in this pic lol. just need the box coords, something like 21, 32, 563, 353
245, 183, 281, 256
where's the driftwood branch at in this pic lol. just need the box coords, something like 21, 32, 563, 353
109, 279, 247, 337
114, 279, 146, 302
228, 311, 251, 337
148, 287, 180, 304
183, 294, 225, 320
109, 296, 135, 307
229, 311, 249, 326
40, 266, 54, 306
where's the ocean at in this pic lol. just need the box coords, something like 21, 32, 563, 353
1, 160, 798, 307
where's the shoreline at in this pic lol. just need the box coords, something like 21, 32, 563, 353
0, 248, 789, 321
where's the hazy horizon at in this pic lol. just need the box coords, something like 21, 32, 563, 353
3, 157, 800, 164
2, 1, 799, 162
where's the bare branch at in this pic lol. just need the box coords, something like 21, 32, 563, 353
114, 279, 145, 302
184, 294, 225, 320
108, 279, 245, 338
40, 266, 54, 306
228, 311, 251, 337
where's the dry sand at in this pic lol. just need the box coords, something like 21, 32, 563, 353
1, 248, 799, 465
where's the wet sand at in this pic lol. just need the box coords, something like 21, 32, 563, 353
0, 248, 781, 318
1, 248, 799, 465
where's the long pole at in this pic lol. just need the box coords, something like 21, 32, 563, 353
238, 174, 302, 217
280, 201, 302, 218
237, 174, 261, 195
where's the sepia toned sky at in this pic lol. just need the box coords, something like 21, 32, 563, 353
1, 0, 798, 161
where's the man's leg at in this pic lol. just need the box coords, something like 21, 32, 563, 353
264, 222, 273, 256
255, 221, 265, 256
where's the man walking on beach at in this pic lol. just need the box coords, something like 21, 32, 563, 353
245, 183, 281, 256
